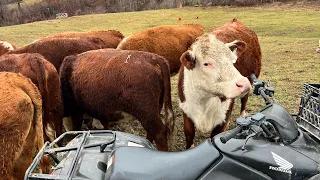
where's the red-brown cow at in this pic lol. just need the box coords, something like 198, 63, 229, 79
208, 18, 262, 117
43, 30, 124, 48
0, 72, 50, 180
0, 53, 63, 142
8, 38, 104, 71
178, 33, 252, 149
60, 49, 174, 151
0, 40, 16, 56
117, 24, 205, 74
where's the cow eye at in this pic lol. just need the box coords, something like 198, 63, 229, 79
204, 63, 209, 66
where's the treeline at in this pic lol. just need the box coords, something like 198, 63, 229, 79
0, 0, 297, 27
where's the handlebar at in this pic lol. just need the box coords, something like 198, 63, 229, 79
220, 125, 242, 144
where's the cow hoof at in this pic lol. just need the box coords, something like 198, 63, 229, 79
240, 110, 247, 117
92, 118, 104, 129
190, 144, 195, 148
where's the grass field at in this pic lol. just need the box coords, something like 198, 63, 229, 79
1, 2, 319, 151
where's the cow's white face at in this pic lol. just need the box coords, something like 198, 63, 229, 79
0, 41, 15, 51
181, 34, 251, 99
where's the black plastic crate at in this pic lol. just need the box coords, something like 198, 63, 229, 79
296, 83, 320, 140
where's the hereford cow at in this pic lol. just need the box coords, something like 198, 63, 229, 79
0, 53, 63, 142
0, 72, 50, 180
0, 40, 16, 56
208, 18, 262, 117
43, 30, 124, 48
8, 37, 104, 71
60, 49, 174, 151
117, 24, 205, 74
178, 34, 252, 149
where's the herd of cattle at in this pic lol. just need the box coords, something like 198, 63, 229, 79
0, 18, 261, 179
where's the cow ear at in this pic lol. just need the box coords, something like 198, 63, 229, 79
180, 51, 196, 70
226, 40, 247, 63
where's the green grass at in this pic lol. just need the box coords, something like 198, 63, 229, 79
1, 3, 319, 151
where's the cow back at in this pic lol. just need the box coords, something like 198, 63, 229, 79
45, 30, 124, 48
117, 24, 205, 74
8, 38, 103, 71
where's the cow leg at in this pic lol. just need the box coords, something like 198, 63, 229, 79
70, 107, 84, 131
103, 120, 110, 130
211, 100, 235, 138
136, 110, 168, 151
184, 113, 195, 149
240, 93, 249, 117
146, 132, 154, 143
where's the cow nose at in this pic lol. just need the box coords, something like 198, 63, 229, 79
236, 78, 251, 93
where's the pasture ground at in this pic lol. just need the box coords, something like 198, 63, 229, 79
1, 2, 319, 151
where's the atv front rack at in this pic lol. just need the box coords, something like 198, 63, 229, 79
25, 130, 116, 180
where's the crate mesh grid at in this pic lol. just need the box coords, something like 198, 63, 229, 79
297, 83, 320, 139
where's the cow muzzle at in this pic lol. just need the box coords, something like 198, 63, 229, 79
236, 77, 251, 95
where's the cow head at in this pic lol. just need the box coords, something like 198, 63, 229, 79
180, 34, 251, 99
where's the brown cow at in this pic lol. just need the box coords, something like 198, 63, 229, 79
44, 30, 124, 48
8, 38, 104, 71
208, 18, 262, 117
178, 33, 252, 149
0, 40, 16, 56
0, 53, 63, 143
0, 72, 50, 180
117, 24, 205, 74
60, 49, 174, 151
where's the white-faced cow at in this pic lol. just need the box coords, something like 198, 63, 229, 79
178, 33, 251, 148
117, 24, 205, 75
60, 49, 174, 151
0, 72, 50, 180
0, 40, 16, 56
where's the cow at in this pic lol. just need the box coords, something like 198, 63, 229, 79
208, 18, 262, 117
0, 53, 63, 143
8, 37, 104, 71
43, 30, 124, 48
178, 33, 252, 149
0, 40, 16, 56
316, 40, 320, 54
59, 49, 174, 151
117, 24, 205, 75
0, 72, 50, 180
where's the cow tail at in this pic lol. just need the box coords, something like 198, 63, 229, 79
158, 58, 175, 147
59, 55, 77, 131
30, 56, 55, 142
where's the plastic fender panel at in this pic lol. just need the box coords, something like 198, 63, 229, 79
214, 132, 320, 180
200, 155, 272, 180
260, 103, 299, 143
